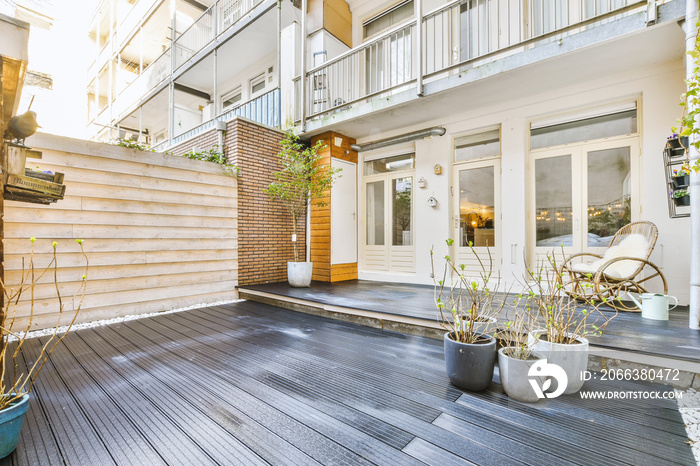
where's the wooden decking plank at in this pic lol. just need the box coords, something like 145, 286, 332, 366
16, 339, 117, 465
69, 329, 270, 466
454, 391, 693, 465
198, 303, 696, 464
162, 306, 531, 465
188, 306, 580, 466
57, 331, 222, 466
84, 324, 327, 466
34, 336, 167, 466
402, 438, 478, 466
125, 313, 422, 466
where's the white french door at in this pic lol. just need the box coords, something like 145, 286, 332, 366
528, 135, 640, 266
452, 158, 502, 274
363, 172, 415, 273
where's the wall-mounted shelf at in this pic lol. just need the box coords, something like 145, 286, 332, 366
663, 140, 690, 219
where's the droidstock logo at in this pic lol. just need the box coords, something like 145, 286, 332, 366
528, 359, 568, 399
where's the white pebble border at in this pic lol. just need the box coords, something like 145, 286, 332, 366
675, 388, 700, 464
8, 299, 244, 342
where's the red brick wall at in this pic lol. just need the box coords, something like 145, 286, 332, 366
170, 118, 305, 285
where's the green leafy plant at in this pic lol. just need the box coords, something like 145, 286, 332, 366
263, 130, 340, 262
182, 145, 239, 177
673, 165, 692, 177
673, 189, 690, 198
114, 138, 153, 151
431, 239, 508, 344
0, 239, 88, 410
672, 8, 700, 173
526, 251, 616, 344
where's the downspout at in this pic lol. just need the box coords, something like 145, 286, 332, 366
277, 0, 282, 127
688, 0, 700, 329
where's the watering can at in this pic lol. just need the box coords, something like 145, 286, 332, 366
628, 293, 678, 320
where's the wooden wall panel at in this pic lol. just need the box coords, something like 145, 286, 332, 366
4, 132, 238, 330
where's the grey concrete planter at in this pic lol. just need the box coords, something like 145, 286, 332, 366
287, 261, 313, 287
498, 347, 543, 403
444, 332, 496, 392
528, 330, 589, 395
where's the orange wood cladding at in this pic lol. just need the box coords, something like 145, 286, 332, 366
310, 131, 358, 282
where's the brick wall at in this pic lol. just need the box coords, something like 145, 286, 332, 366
170, 118, 305, 285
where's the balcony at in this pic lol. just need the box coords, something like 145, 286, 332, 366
151, 88, 280, 151
297, 0, 659, 126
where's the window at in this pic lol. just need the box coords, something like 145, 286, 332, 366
363, 0, 414, 39
222, 87, 242, 110
454, 129, 500, 162
364, 153, 415, 175
531, 109, 637, 149
250, 74, 265, 94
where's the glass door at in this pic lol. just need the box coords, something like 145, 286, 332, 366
453, 158, 501, 274
362, 153, 415, 273
529, 136, 639, 266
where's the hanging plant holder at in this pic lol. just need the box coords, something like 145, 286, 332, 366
674, 194, 691, 207
3, 143, 65, 205
667, 136, 689, 156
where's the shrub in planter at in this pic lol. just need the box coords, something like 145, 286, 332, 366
522, 252, 616, 395
672, 189, 691, 207
496, 311, 543, 403
0, 239, 88, 458
432, 239, 509, 391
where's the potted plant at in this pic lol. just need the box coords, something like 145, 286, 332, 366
524, 252, 615, 395
672, 189, 691, 206
495, 307, 544, 403
264, 131, 339, 287
666, 133, 688, 156
431, 239, 508, 392
0, 238, 88, 458
672, 165, 691, 189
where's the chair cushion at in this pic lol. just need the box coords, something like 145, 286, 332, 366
570, 234, 649, 279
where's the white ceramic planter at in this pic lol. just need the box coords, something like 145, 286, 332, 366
287, 261, 313, 287
528, 330, 589, 395
498, 347, 543, 403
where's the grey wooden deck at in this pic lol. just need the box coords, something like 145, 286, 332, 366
242, 280, 700, 364
2, 301, 695, 465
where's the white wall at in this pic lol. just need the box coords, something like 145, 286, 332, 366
355, 58, 690, 302
217, 51, 278, 110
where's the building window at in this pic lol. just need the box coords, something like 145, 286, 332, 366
363, 0, 414, 40
454, 129, 500, 162
222, 87, 242, 110
250, 74, 265, 94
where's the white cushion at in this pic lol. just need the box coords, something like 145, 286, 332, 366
570, 234, 648, 280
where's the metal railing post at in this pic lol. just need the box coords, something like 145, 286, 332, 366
416, 0, 423, 96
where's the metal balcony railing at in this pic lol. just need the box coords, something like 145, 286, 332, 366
174, 6, 215, 69
299, 0, 646, 120
166, 88, 280, 148
113, 47, 172, 119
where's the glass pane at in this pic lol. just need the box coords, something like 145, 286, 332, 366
366, 181, 385, 245
535, 155, 573, 247
363, 0, 414, 39
458, 167, 495, 247
455, 129, 500, 162
392, 177, 412, 246
587, 147, 631, 247
364, 153, 415, 175
531, 110, 637, 149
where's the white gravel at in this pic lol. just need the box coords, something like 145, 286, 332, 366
8, 299, 244, 342
676, 388, 700, 464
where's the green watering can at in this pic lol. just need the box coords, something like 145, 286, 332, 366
628, 293, 678, 320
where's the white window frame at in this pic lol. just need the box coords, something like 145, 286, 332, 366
222, 86, 242, 110
250, 73, 266, 96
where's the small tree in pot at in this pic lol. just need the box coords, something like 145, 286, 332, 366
264, 131, 340, 287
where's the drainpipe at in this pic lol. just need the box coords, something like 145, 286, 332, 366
300, 0, 307, 132
415, 0, 423, 96
278, 0, 282, 127
688, 0, 700, 329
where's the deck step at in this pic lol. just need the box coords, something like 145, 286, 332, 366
239, 287, 700, 389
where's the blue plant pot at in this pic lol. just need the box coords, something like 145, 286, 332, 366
0, 394, 29, 459
444, 332, 497, 392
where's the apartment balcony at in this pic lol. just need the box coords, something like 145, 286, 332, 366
297, 0, 684, 135
110, 0, 274, 127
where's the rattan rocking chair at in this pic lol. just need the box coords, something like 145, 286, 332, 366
557, 221, 667, 311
